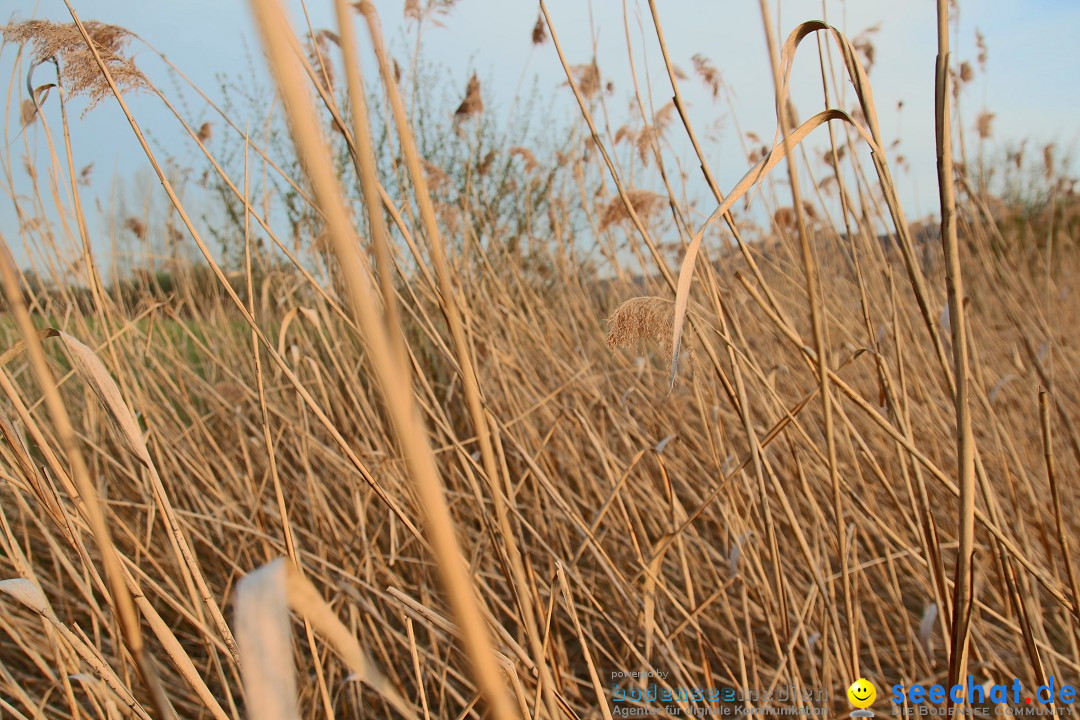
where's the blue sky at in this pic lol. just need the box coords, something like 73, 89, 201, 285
3, 0, 1079, 274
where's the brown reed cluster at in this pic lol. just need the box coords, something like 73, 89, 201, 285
3, 20, 147, 109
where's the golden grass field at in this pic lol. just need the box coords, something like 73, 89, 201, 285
1, 1, 1079, 718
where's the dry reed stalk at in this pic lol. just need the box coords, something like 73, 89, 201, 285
1039, 389, 1080, 648
934, 0, 977, 702
757, 0, 854, 679
646, 0, 794, 337
732, 271, 1071, 610
4, 2, 1080, 717
357, 3, 562, 715
538, 0, 677, 290
248, 2, 519, 719
0, 239, 173, 717
60, 0, 423, 545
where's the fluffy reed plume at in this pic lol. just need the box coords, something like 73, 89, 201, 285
571, 60, 601, 99
636, 102, 675, 165
691, 53, 722, 98
422, 158, 449, 190
2, 20, 147, 108
124, 217, 147, 240
401, 0, 464, 24
774, 202, 817, 231
510, 146, 538, 172
852, 25, 879, 72
606, 296, 677, 365
959, 61, 974, 83
454, 72, 483, 119
477, 148, 495, 175
636, 126, 658, 165
598, 189, 665, 230
975, 111, 995, 139
531, 13, 547, 45
307, 29, 339, 89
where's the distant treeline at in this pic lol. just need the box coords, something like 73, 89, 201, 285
2, 262, 308, 316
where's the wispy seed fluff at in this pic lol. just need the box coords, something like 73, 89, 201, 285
606, 296, 693, 376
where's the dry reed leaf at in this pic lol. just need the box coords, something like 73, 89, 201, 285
235, 561, 298, 720
3, 20, 148, 110
454, 72, 483, 120
0, 408, 69, 532
554, 563, 614, 719
0, 328, 59, 368
654, 434, 676, 454
670, 107, 875, 384
59, 332, 151, 467
0, 578, 48, 615
235, 559, 418, 719
918, 602, 938, 659
642, 534, 674, 665
277, 307, 302, 358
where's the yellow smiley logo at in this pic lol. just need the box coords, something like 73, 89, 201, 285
848, 678, 876, 708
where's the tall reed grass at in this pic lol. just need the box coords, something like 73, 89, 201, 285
1, 1, 1078, 718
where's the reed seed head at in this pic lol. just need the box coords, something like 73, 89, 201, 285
3, 20, 148, 110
